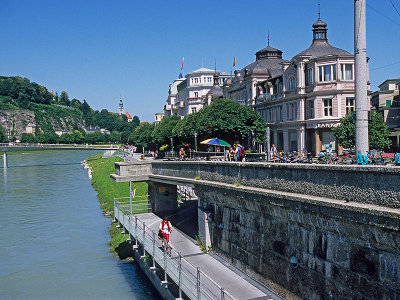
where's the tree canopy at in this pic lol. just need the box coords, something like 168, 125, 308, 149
173, 98, 266, 145
333, 112, 392, 150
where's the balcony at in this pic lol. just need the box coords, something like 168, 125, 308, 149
187, 97, 202, 103
256, 93, 271, 103
164, 104, 172, 111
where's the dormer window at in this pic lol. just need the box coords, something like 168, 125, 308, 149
286, 76, 296, 90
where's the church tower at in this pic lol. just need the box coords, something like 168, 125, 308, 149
119, 97, 124, 115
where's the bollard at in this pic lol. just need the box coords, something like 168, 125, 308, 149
3, 152, 7, 168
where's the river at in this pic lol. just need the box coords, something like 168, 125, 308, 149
0, 150, 160, 299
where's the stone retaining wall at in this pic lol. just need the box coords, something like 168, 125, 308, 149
152, 161, 400, 208
194, 182, 400, 300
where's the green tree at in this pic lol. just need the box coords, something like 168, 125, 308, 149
128, 122, 155, 149
152, 115, 180, 146
60, 91, 70, 106
70, 130, 84, 144
333, 112, 392, 150
173, 98, 266, 145
332, 114, 355, 149
21, 133, 35, 143
109, 131, 121, 144
369, 112, 391, 149
0, 125, 7, 142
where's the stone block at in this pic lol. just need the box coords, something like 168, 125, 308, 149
350, 244, 379, 280
379, 251, 400, 285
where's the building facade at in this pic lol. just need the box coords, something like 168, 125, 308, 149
154, 112, 165, 125
254, 18, 367, 154
164, 68, 233, 118
223, 44, 287, 106
371, 79, 400, 152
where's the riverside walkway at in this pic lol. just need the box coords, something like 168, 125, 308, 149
114, 202, 280, 300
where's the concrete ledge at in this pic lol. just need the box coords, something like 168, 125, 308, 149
110, 173, 149, 182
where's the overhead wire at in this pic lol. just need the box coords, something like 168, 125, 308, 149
366, 3, 400, 27
388, 0, 400, 17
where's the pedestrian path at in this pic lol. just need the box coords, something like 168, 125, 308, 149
135, 213, 281, 300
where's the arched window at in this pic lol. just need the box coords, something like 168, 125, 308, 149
287, 76, 296, 90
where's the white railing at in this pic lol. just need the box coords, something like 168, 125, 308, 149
114, 200, 236, 300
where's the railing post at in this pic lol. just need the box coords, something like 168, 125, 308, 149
127, 215, 132, 242
178, 252, 182, 299
163, 242, 167, 283
220, 287, 225, 300
129, 181, 132, 215
113, 197, 116, 222
152, 231, 156, 270
142, 222, 146, 257
121, 206, 126, 234
197, 267, 201, 299
134, 216, 138, 248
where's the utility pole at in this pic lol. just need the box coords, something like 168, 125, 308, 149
354, 0, 369, 156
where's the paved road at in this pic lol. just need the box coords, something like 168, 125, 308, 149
135, 212, 281, 300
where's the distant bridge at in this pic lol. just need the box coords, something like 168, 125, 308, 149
0, 143, 116, 152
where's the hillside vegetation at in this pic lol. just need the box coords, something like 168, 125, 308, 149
0, 76, 141, 143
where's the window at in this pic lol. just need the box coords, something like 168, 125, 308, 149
289, 132, 298, 151
290, 103, 295, 120
194, 92, 198, 98
346, 97, 355, 114
279, 105, 283, 122
323, 98, 333, 116
268, 109, 272, 123
287, 76, 296, 90
191, 107, 197, 114
194, 78, 199, 84
309, 100, 315, 119
208, 77, 212, 83
306, 68, 314, 85
341, 64, 353, 81
319, 64, 336, 82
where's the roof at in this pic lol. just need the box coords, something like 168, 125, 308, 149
378, 79, 400, 88
206, 85, 223, 99
125, 112, 132, 119
295, 40, 351, 59
241, 57, 286, 78
188, 68, 217, 75
295, 18, 351, 59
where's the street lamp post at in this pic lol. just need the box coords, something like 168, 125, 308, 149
250, 129, 255, 152
194, 133, 198, 152
266, 127, 271, 161
170, 137, 173, 153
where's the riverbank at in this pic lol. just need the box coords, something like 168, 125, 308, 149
85, 153, 148, 258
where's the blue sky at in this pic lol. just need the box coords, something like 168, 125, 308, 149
1, 0, 399, 122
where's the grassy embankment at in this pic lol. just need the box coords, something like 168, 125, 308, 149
86, 153, 148, 258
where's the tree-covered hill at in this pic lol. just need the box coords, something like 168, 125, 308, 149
0, 76, 140, 143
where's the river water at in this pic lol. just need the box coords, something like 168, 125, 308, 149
0, 150, 160, 299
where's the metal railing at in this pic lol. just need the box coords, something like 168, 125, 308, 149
114, 200, 236, 300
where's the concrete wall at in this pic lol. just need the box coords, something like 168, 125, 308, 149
148, 181, 178, 214
152, 161, 400, 208
195, 182, 400, 300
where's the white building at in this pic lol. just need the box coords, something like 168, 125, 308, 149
255, 18, 368, 154
154, 112, 165, 125
164, 68, 233, 118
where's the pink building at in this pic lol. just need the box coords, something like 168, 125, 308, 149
255, 18, 369, 154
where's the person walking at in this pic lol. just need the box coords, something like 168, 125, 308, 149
159, 217, 173, 250
234, 141, 244, 162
